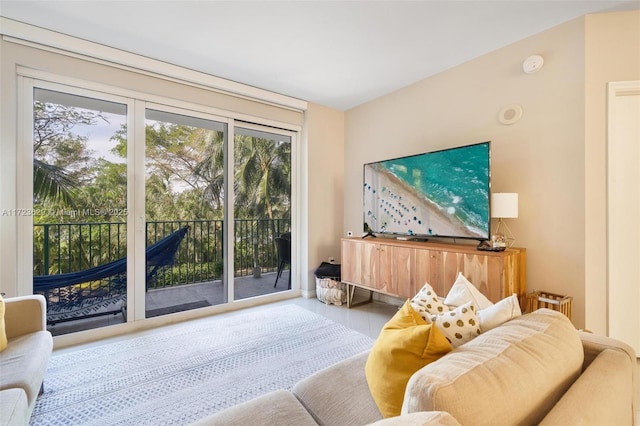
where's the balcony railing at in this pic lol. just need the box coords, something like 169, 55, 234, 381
33, 219, 291, 290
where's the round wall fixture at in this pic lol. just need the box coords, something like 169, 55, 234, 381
498, 104, 523, 125
523, 55, 544, 74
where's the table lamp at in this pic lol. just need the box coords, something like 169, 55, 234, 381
491, 193, 518, 248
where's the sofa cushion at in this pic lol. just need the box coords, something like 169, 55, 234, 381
402, 309, 584, 425
189, 389, 318, 426
365, 300, 452, 418
293, 351, 383, 426
0, 331, 53, 407
0, 388, 29, 426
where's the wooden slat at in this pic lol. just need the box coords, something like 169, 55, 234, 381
341, 238, 526, 308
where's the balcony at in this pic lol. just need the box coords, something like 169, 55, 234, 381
46, 272, 288, 335
34, 219, 291, 335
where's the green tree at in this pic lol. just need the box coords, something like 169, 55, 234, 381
80, 160, 127, 221
117, 122, 226, 220
33, 101, 105, 207
233, 135, 290, 220
191, 128, 225, 215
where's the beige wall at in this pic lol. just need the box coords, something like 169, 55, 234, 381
305, 103, 345, 292
342, 10, 640, 330
345, 17, 589, 326
584, 10, 640, 334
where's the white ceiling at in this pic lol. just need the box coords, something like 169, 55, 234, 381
1, 0, 638, 110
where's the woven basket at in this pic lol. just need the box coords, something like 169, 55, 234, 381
315, 277, 347, 305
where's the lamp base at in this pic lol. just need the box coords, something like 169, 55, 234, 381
477, 240, 506, 252
493, 219, 515, 249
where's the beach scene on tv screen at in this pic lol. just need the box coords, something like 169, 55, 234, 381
363, 143, 489, 239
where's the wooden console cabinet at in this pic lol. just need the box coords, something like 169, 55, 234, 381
341, 237, 526, 307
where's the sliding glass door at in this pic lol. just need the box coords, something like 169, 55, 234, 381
144, 109, 228, 317
233, 126, 292, 299
27, 82, 298, 336
32, 88, 129, 335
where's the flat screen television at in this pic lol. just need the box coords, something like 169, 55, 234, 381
363, 141, 491, 241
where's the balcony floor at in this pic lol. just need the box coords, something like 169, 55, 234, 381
47, 270, 290, 336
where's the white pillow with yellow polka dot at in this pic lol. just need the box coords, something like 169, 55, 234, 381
411, 282, 450, 323
432, 301, 481, 348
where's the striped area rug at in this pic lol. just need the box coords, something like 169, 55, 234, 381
30, 304, 374, 425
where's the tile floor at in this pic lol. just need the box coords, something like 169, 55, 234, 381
147, 296, 402, 341
278, 296, 400, 340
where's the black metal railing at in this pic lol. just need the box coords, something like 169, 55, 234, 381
33, 218, 290, 290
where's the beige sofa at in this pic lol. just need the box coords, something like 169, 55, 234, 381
0, 295, 53, 425
193, 309, 637, 426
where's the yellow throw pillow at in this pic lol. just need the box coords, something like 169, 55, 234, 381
365, 300, 452, 418
0, 294, 7, 352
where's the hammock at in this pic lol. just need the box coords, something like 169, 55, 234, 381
34, 226, 189, 324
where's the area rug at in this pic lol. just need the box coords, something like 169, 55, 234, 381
30, 304, 374, 426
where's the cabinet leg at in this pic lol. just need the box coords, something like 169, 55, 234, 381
347, 284, 374, 309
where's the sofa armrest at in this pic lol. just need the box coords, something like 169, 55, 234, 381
578, 330, 637, 417
4, 295, 47, 339
539, 348, 635, 426
579, 330, 636, 367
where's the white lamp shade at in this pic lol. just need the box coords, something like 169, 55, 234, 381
491, 193, 518, 218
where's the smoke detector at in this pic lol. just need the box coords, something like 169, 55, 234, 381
523, 55, 544, 74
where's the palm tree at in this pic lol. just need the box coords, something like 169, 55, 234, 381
33, 159, 79, 207
233, 134, 291, 273
234, 134, 291, 220
33, 101, 106, 207
189, 128, 226, 215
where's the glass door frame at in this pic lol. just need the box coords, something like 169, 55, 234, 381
140, 102, 231, 315
17, 73, 303, 330
230, 120, 299, 299
17, 77, 135, 303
